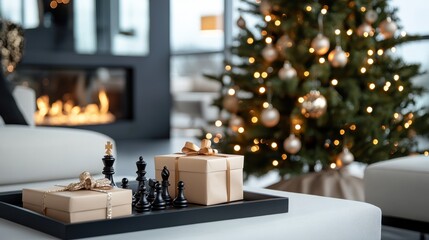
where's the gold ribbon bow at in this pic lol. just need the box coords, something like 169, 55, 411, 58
43, 172, 113, 218
63, 171, 112, 191
181, 139, 218, 155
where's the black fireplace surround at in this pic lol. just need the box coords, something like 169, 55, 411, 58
17, 1, 170, 140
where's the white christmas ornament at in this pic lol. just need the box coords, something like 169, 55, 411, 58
328, 46, 348, 67
379, 17, 397, 39
311, 33, 330, 55
357, 22, 373, 37
222, 95, 239, 113
338, 147, 354, 165
278, 61, 297, 80
261, 106, 280, 127
283, 134, 302, 154
229, 114, 244, 132
262, 44, 278, 62
365, 9, 378, 24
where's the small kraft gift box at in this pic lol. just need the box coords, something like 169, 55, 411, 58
155, 140, 244, 205
22, 172, 132, 223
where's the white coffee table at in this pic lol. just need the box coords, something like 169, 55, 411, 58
0, 186, 380, 240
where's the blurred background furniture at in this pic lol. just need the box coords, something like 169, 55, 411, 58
364, 155, 429, 239
0, 86, 119, 192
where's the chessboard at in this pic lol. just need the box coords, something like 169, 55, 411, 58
0, 186, 288, 239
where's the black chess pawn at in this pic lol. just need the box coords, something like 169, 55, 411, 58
135, 183, 151, 213
151, 182, 166, 210
173, 181, 188, 208
161, 166, 172, 205
121, 178, 129, 189
147, 178, 156, 203
133, 156, 147, 205
102, 141, 116, 187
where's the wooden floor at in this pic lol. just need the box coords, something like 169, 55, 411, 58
115, 138, 427, 240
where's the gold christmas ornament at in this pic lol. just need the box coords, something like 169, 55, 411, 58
259, 0, 271, 15
379, 17, 397, 39
301, 90, 328, 118
283, 134, 302, 154
229, 114, 244, 132
261, 106, 280, 127
278, 61, 297, 80
222, 95, 239, 113
357, 22, 374, 37
328, 46, 348, 67
365, 9, 378, 24
237, 16, 246, 29
337, 147, 354, 166
311, 33, 330, 55
276, 34, 293, 52
262, 44, 278, 62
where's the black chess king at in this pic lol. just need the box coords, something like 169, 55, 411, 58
102, 141, 116, 187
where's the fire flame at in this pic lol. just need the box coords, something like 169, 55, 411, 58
35, 90, 115, 126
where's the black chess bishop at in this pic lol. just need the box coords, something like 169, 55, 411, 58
161, 166, 172, 206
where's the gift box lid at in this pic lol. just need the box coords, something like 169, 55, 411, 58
22, 187, 132, 213
155, 154, 244, 173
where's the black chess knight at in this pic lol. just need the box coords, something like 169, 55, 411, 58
102, 141, 116, 187
161, 166, 172, 205
147, 178, 156, 203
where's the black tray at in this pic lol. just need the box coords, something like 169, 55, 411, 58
0, 190, 288, 239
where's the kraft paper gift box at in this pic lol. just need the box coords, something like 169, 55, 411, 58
155, 152, 244, 206
22, 187, 132, 223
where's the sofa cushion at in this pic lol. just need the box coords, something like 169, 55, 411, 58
0, 125, 116, 185
364, 155, 429, 222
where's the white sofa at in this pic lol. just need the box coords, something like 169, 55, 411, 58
0, 86, 118, 192
364, 155, 429, 236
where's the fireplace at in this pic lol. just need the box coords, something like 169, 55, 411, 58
14, 66, 133, 127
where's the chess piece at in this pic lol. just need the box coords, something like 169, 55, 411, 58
173, 181, 188, 208
161, 166, 172, 205
102, 141, 116, 187
151, 182, 166, 210
121, 178, 129, 189
134, 183, 151, 213
147, 178, 156, 203
133, 156, 147, 205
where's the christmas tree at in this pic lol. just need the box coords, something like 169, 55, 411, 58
203, 0, 429, 177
